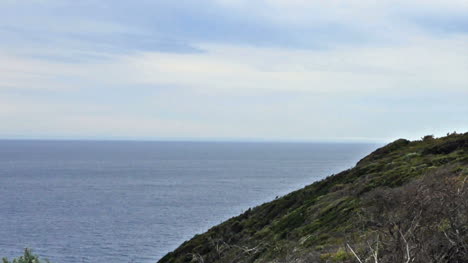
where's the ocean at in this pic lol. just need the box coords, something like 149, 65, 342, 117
0, 140, 379, 262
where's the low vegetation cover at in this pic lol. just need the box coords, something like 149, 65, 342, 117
159, 132, 468, 263
2, 249, 50, 263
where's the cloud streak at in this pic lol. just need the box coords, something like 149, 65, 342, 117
0, 0, 467, 141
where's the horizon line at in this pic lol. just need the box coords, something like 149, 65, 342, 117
0, 136, 389, 144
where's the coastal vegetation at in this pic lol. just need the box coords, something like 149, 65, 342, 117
159, 132, 468, 262
2, 249, 49, 263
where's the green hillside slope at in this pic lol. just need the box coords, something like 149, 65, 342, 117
159, 132, 468, 263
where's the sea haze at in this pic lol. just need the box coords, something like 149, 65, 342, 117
0, 140, 379, 262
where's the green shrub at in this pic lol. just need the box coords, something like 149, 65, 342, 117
2, 249, 50, 263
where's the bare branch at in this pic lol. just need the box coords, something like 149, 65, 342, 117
346, 243, 363, 263
399, 229, 411, 263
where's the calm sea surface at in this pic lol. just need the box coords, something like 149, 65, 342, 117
0, 140, 379, 262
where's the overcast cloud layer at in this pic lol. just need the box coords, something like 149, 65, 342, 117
1, 0, 467, 142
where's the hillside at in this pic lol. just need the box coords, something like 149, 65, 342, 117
159, 132, 468, 263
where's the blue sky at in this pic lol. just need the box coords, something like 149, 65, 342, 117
1, 0, 467, 142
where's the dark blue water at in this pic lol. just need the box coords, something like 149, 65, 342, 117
0, 140, 378, 262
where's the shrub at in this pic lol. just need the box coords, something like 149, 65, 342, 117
2, 249, 50, 263
348, 168, 468, 263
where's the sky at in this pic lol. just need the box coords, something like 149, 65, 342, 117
0, 0, 467, 142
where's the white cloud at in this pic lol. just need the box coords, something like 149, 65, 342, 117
1, 0, 467, 140
115, 35, 468, 93
212, 0, 468, 23
2, 34, 467, 94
